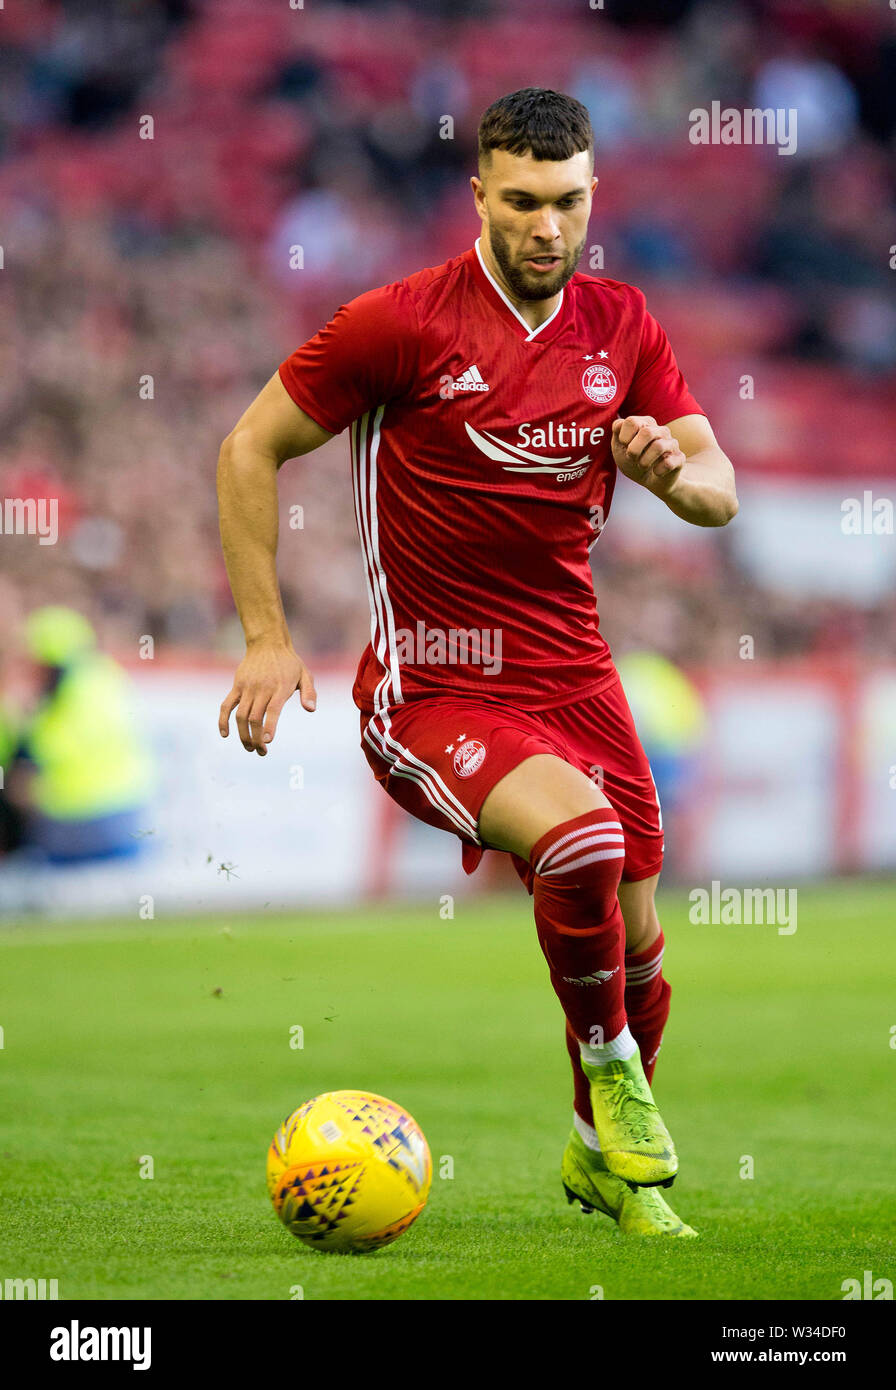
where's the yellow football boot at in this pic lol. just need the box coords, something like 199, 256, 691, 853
581, 1047, 678, 1187
561, 1128, 697, 1237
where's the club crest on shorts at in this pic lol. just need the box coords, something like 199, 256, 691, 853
581, 363, 618, 404
453, 739, 487, 778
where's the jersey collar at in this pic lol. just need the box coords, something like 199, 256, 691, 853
471, 237, 566, 343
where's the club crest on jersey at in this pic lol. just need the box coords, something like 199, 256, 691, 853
581, 363, 618, 404
453, 739, 487, 778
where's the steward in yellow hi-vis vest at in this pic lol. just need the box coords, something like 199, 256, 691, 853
16, 607, 155, 862
614, 648, 706, 800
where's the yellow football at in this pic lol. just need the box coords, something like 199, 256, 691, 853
267, 1090, 432, 1253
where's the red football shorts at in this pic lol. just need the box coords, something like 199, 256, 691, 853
359, 673, 664, 885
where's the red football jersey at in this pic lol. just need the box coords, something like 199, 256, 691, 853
278, 239, 704, 716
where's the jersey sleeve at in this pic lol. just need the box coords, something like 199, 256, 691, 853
278, 281, 419, 435
621, 295, 705, 424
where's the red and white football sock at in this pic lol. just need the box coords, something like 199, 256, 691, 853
529, 808, 629, 1059
567, 929, 672, 1135
623, 930, 671, 1085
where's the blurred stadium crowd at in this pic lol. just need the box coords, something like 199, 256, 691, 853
1, 0, 894, 671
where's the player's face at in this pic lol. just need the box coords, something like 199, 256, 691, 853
472, 148, 597, 302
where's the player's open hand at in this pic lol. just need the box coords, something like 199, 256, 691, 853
218, 642, 316, 756
611, 415, 686, 492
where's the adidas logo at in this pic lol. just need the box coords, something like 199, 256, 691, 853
452, 363, 490, 393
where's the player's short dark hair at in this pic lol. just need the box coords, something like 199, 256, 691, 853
478, 88, 593, 166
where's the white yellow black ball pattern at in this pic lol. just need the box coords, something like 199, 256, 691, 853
267, 1090, 432, 1252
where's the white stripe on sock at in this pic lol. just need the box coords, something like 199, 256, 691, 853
625, 958, 664, 984
537, 831, 625, 875
541, 847, 626, 877
534, 820, 623, 875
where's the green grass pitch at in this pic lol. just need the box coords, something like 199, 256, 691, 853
1, 880, 893, 1301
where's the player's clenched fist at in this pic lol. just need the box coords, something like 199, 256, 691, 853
611, 415, 686, 490
219, 642, 316, 756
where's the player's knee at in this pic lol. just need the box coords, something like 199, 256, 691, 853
531, 808, 625, 918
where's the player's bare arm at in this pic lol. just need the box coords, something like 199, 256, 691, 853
611, 412, 738, 527
217, 372, 333, 755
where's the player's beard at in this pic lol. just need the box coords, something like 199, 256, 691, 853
489, 224, 585, 301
